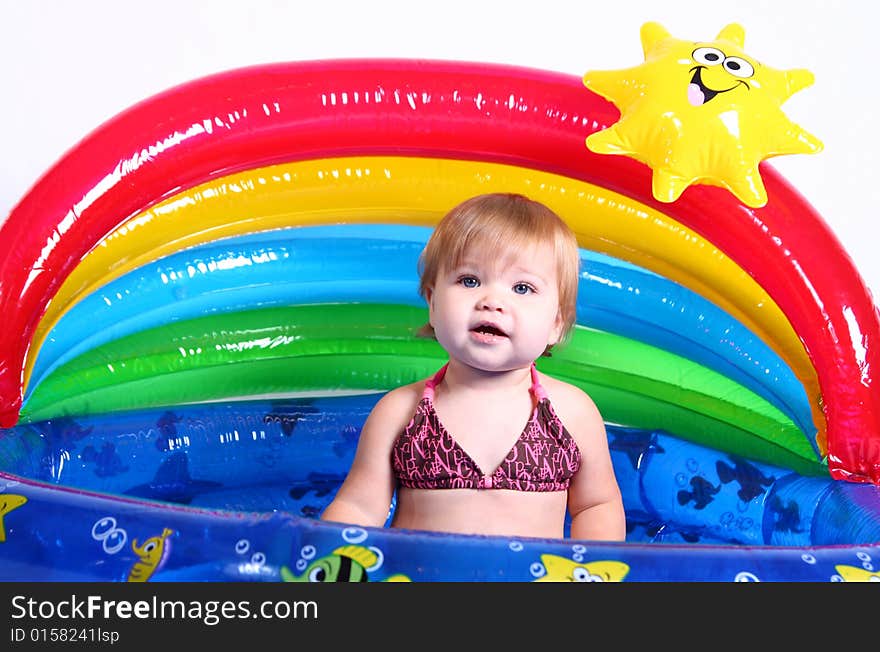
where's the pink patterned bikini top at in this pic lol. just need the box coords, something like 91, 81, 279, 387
391, 364, 581, 492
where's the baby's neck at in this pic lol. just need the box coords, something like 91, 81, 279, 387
440, 361, 533, 396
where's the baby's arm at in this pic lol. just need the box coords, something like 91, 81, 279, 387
321, 384, 418, 528
559, 385, 626, 542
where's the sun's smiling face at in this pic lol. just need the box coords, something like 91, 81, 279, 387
687, 45, 755, 106
582, 22, 823, 208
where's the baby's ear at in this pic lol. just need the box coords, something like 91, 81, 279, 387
549, 310, 564, 346
543, 310, 563, 357
425, 286, 436, 328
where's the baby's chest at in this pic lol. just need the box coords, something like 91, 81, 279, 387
437, 407, 532, 461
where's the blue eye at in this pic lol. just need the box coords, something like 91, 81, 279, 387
459, 276, 479, 288
513, 283, 533, 295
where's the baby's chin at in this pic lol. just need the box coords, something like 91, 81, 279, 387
448, 354, 541, 376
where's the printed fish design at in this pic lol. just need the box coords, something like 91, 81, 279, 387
124, 451, 221, 504
81, 442, 130, 478
39, 418, 94, 481
835, 565, 880, 582
263, 403, 321, 437
608, 428, 665, 471
288, 471, 347, 500
127, 528, 174, 582
767, 495, 805, 534
280, 544, 410, 582
155, 410, 184, 452
534, 554, 630, 582
677, 475, 721, 510
43, 417, 94, 451
716, 457, 775, 502
0, 494, 27, 543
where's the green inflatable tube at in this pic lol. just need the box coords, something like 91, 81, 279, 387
22, 303, 824, 476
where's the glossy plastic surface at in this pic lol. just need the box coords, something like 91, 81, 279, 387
0, 398, 876, 581
1, 60, 876, 480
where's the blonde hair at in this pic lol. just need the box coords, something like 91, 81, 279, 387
417, 193, 580, 351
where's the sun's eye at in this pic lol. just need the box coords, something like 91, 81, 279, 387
513, 283, 534, 295
459, 276, 479, 288
692, 47, 725, 66
723, 56, 754, 79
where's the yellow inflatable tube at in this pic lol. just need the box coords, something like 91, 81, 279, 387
26, 156, 823, 442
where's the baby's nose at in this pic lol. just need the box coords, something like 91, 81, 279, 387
478, 291, 505, 312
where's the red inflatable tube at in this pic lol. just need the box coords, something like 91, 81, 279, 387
1, 59, 878, 482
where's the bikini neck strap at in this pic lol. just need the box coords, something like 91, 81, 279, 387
422, 363, 545, 400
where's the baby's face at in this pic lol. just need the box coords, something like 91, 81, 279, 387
426, 242, 563, 372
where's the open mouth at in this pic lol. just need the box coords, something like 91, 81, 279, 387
471, 323, 508, 338
687, 67, 741, 106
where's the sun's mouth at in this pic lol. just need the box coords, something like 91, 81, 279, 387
687, 67, 743, 106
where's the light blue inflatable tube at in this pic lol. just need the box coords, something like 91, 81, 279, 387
26, 224, 814, 446
27, 226, 429, 395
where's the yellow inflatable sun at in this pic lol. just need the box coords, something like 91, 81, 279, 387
583, 22, 823, 207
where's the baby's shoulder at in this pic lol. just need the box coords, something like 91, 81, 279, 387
382, 378, 426, 402
538, 373, 601, 422
359, 380, 427, 445
369, 379, 426, 418
539, 372, 594, 403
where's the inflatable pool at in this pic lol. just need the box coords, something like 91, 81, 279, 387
2, 44, 880, 581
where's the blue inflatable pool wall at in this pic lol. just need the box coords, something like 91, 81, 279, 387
2, 395, 879, 582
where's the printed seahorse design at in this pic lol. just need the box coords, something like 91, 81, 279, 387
127, 528, 174, 582
0, 494, 27, 542
534, 554, 630, 582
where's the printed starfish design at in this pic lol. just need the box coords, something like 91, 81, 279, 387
0, 494, 27, 542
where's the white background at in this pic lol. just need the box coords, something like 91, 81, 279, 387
2, 0, 877, 302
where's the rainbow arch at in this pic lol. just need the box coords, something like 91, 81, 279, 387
1, 58, 879, 485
